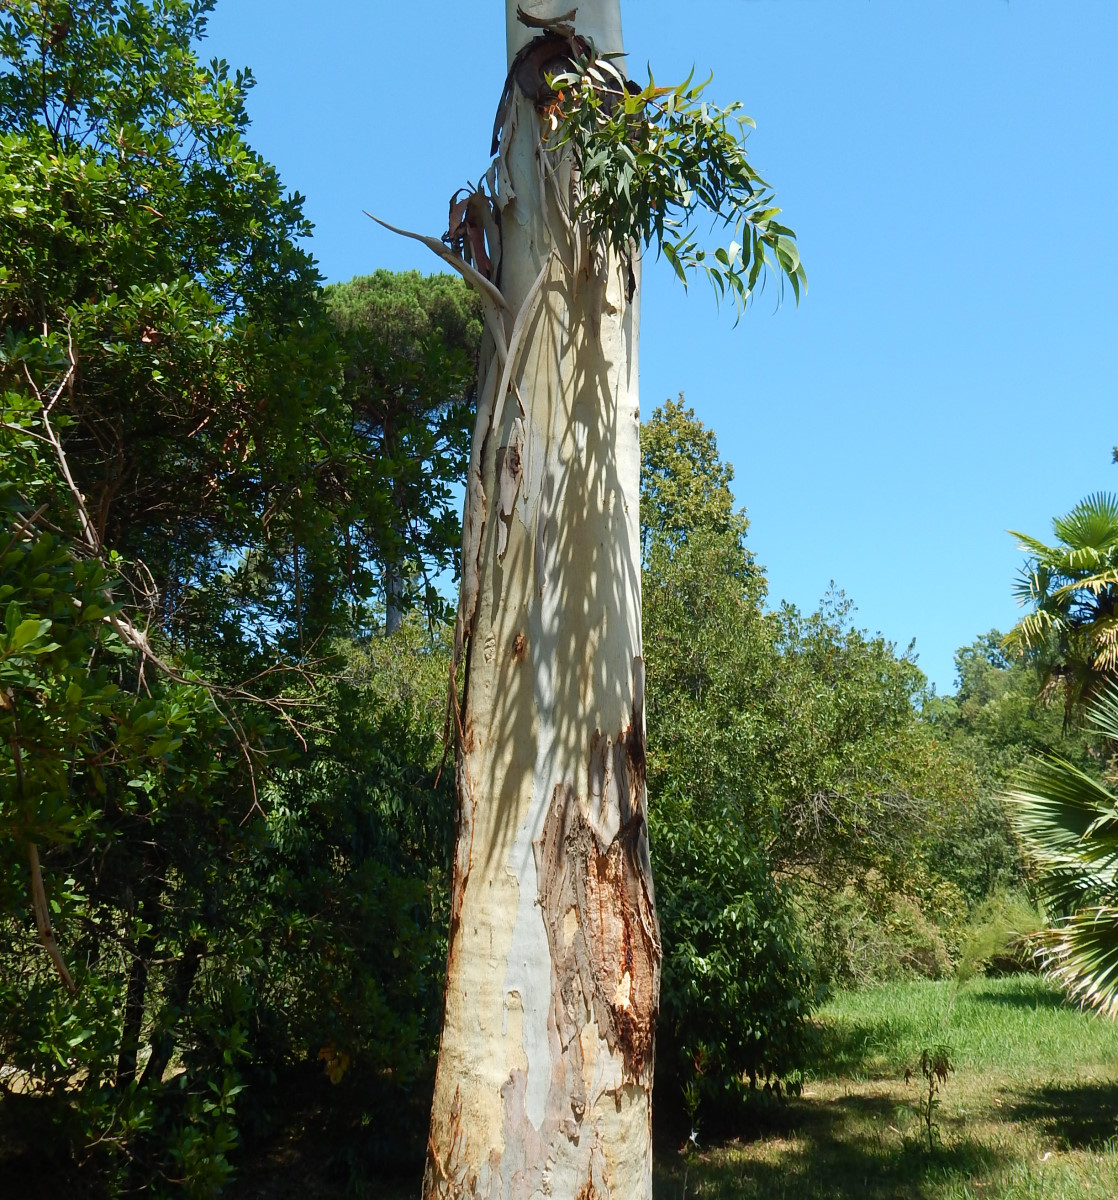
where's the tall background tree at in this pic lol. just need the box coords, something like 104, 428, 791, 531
325, 271, 481, 631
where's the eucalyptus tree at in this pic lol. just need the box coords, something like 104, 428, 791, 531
325, 271, 481, 632
372, 3, 803, 1194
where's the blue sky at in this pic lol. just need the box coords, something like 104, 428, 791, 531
204, 0, 1117, 694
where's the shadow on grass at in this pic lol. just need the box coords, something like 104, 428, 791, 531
965, 980, 1070, 1012
1005, 1080, 1118, 1151
809, 1015, 912, 1078
655, 1090, 1008, 1200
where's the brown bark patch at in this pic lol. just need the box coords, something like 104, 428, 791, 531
496, 419, 524, 559
513, 632, 528, 662
424, 1085, 476, 1199
535, 768, 660, 1083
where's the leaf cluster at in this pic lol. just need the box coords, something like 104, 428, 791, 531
550, 53, 806, 315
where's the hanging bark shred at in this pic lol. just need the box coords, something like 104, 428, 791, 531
446, 187, 500, 280
492, 28, 592, 155
496, 416, 525, 558
515, 5, 579, 37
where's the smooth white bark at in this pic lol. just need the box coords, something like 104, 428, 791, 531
424, 4, 659, 1197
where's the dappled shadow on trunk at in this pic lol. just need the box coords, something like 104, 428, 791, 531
425, 58, 655, 1192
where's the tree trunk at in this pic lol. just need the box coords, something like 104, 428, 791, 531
423, 3, 660, 1197
139, 938, 203, 1089
116, 896, 158, 1089
385, 561, 405, 635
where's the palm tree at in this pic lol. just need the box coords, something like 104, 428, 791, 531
1003, 492, 1118, 720
1006, 685, 1118, 1015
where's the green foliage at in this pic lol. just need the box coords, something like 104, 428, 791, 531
551, 54, 806, 313
641, 405, 811, 1110
950, 892, 1042, 990
639, 401, 1031, 1102
0, 0, 347, 662
928, 633, 1103, 788
1005, 684, 1118, 1017
640, 394, 750, 561
0, 5, 463, 1195
654, 796, 813, 1106
1003, 492, 1118, 721
915, 1044, 953, 1152
325, 270, 481, 626
247, 626, 454, 1088
638, 402, 997, 1115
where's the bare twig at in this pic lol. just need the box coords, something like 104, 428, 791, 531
0, 503, 49, 564
28, 843, 76, 994
24, 333, 322, 812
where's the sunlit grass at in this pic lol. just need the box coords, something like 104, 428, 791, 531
654, 976, 1118, 1200
817, 974, 1118, 1078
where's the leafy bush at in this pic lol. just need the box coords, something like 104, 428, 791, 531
0, 4, 460, 1194
796, 884, 956, 991
654, 796, 813, 1111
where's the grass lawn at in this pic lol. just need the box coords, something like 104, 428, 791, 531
654, 975, 1118, 1200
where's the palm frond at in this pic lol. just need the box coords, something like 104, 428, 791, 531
1089, 685, 1118, 742
1034, 908, 1118, 1018
1006, 681, 1118, 1015
1052, 570, 1118, 600
1007, 760, 1118, 884
1052, 492, 1118, 552
1009, 530, 1063, 563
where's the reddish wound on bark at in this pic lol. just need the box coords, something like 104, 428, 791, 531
536, 764, 660, 1083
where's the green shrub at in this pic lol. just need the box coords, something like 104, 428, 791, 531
796, 883, 955, 991
653, 795, 814, 1116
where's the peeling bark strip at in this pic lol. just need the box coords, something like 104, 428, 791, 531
495, 418, 524, 559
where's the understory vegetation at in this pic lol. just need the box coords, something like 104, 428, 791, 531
2, 3, 1116, 1197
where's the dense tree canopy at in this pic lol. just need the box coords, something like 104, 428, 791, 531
638, 401, 1029, 1122
0, 5, 456, 1193
325, 270, 480, 628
